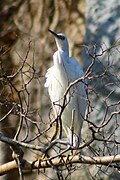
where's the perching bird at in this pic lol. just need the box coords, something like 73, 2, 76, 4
45, 29, 87, 148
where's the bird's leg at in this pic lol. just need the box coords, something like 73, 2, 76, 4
32, 153, 46, 174
70, 109, 75, 155
51, 118, 59, 142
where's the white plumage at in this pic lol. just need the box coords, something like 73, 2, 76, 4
45, 29, 87, 147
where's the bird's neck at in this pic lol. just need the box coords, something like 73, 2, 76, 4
53, 50, 69, 66
58, 48, 69, 57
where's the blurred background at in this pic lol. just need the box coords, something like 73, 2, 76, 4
0, 0, 120, 179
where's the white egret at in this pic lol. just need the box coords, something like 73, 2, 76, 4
45, 29, 87, 148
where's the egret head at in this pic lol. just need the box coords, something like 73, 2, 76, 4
48, 29, 69, 53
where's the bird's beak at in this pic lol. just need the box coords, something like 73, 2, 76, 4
48, 29, 60, 39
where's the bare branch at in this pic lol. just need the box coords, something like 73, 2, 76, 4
1, 154, 120, 176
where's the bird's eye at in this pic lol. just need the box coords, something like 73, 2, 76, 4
59, 35, 65, 40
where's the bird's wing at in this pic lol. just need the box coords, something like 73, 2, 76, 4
44, 66, 53, 88
69, 57, 84, 78
44, 66, 55, 100
68, 57, 87, 117
45, 65, 65, 103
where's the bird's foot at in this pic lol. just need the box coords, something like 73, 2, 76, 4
32, 153, 46, 168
